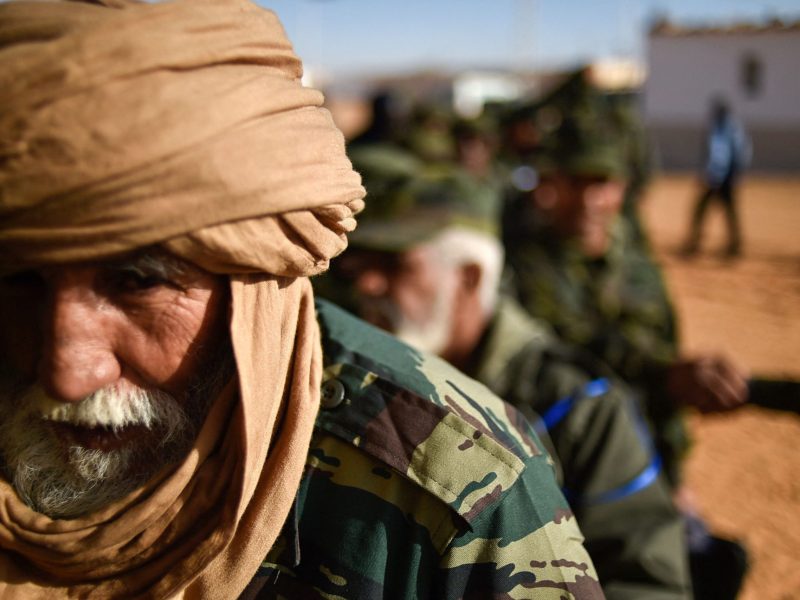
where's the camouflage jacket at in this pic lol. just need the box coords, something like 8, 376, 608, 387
506, 219, 688, 485
506, 218, 678, 387
241, 299, 604, 599
470, 298, 691, 600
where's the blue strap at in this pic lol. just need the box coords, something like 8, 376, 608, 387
577, 454, 662, 506
541, 377, 663, 506
540, 395, 575, 431
540, 378, 610, 430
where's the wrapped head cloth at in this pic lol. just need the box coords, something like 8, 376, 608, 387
0, 0, 365, 598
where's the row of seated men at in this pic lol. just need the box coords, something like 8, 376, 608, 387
314, 70, 752, 599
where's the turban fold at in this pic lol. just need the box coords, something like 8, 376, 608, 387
0, 0, 364, 276
0, 0, 365, 598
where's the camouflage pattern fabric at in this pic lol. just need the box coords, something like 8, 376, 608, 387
508, 219, 677, 378
506, 218, 688, 485
471, 297, 692, 599
241, 299, 604, 599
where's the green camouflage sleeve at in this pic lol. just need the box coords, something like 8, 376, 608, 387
508, 222, 678, 386
537, 376, 691, 600
474, 300, 691, 599
508, 225, 689, 485
434, 442, 605, 599
247, 300, 605, 598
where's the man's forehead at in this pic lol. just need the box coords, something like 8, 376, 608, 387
338, 248, 402, 271
548, 172, 621, 187
337, 245, 434, 272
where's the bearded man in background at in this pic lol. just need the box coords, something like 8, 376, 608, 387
327, 168, 691, 599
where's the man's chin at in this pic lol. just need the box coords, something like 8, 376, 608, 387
578, 228, 611, 258
0, 412, 188, 519
0, 348, 231, 518
1, 425, 140, 519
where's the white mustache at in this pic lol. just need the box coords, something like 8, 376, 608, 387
24, 384, 176, 430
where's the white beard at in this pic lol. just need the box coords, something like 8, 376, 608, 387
0, 382, 196, 520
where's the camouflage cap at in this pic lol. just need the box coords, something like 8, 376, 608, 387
350, 166, 502, 252
452, 113, 498, 141
532, 69, 629, 179
348, 143, 423, 203
534, 114, 628, 179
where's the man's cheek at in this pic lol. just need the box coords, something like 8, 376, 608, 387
147, 299, 205, 345
357, 298, 398, 332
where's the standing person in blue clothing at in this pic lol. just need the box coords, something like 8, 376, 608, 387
683, 97, 751, 257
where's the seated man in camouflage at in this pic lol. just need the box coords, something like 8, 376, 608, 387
0, 1, 602, 598
502, 85, 750, 599
323, 168, 692, 599
502, 94, 749, 486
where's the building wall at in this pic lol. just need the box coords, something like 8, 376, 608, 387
647, 123, 800, 172
644, 30, 800, 172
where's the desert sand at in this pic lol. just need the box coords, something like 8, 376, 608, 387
642, 175, 800, 600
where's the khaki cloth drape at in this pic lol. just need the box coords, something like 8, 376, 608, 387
0, 0, 365, 598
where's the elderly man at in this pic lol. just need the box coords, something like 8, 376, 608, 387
325, 168, 692, 599
0, 1, 603, 598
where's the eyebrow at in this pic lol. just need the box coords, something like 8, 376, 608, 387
109, 248, 192, 281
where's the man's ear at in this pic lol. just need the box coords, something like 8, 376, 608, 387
459, 263, 482, 296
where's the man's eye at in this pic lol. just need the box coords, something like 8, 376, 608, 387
1, 270, 44, 290
106, 270, 168, 293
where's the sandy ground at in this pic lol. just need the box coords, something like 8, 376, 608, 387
641, 175, 800, 600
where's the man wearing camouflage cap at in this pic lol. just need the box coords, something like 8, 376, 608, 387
0, 1, 604, 598
503, 81, 750, 486
326, 166, 692, 599
504, 77, 750, 599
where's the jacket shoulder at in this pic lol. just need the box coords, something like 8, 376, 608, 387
314, 299, 549, 526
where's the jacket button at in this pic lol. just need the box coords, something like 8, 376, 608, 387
320, 378, 346, 409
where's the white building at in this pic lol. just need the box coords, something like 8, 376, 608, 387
452, 71, 527, 118
644, 19, 800, 172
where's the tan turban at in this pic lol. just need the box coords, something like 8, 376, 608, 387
0, 0, 365, 598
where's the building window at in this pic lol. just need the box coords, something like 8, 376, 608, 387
741, 53, 763, 98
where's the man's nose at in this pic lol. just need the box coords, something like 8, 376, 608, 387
354, 268, 389, 297
578, 188, 605, 217
37, 282, 121, 402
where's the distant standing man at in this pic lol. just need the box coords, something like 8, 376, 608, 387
683, 97, 751, 257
